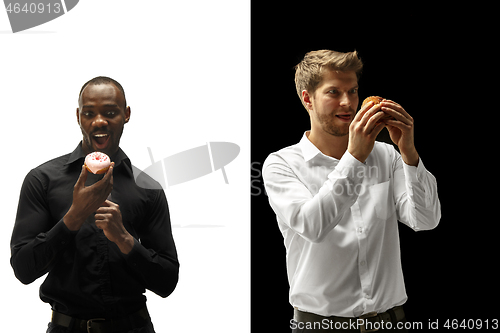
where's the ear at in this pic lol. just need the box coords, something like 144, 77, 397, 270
76, 108, 81, 125
124, 106, 131, 124
302, 90, 314, 112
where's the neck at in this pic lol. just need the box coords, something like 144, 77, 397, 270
307, 129, 348, 160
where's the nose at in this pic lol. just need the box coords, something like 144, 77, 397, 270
339, 93, 351, 107
93, 114, 108, 127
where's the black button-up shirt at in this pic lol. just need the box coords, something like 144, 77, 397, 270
10, 142, 179, 319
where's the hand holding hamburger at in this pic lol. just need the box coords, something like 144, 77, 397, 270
361, 96, 394, 125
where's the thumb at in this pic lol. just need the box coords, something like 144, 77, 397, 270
75, 164, 88, 188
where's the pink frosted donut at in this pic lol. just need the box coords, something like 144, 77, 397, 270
84, 152, 111, 174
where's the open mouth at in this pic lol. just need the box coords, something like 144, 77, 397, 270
92, 133, 110, 150
335, 114, 352, 122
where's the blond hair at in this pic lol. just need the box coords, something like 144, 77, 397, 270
294, 50, 363, 110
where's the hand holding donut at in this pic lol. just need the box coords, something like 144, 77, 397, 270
63, 154, 115, 231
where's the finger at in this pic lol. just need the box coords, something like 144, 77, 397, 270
381, 103, 406, 117
365, 111, 386, 129
74, 164, 88, 189
381, 99, 402, 109
381, 101, 412, 121
384, 119, 412, 132
381, 108, 412, 125
95, 206, 110, 214
95, 220, 105, 229
353, 101, 374, 122
360, 104, 383, 127
95, 212, 111, 221
371, 121, 386, 136
98, 200, 112, 208
96, 163, 114, 195
95, 202, 119, 215
381, 98, 398, 104
105, 199, 116, 205
101, 162, 115, 183
107, 163, 114, 190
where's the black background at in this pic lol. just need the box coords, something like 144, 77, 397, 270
251, 4, 496, 332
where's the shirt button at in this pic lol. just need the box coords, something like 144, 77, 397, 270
357, 227, 363, 234
364, 294, 371, 299
360, 261, 366, 266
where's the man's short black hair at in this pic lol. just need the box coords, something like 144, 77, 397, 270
79, 76, 127, 109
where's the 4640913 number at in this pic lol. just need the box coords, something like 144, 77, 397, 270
443, 318, 498, 330
5, 2, 62, 14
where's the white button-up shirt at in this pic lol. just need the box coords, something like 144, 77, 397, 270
262, 132, 441, 317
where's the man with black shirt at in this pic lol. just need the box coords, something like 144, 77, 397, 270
10, 76, 179, 333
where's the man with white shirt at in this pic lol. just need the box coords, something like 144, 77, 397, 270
262, 50, 441, 332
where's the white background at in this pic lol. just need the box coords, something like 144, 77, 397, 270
0, 1, 250, 331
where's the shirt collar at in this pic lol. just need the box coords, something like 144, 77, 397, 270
300, 131, 322, 162
65, 141, 130, 169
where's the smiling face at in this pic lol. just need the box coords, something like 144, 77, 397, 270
303, 69, 359, 137
77, 83, 131, 156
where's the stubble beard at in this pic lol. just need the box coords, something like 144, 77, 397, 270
314, 110, 351, 137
